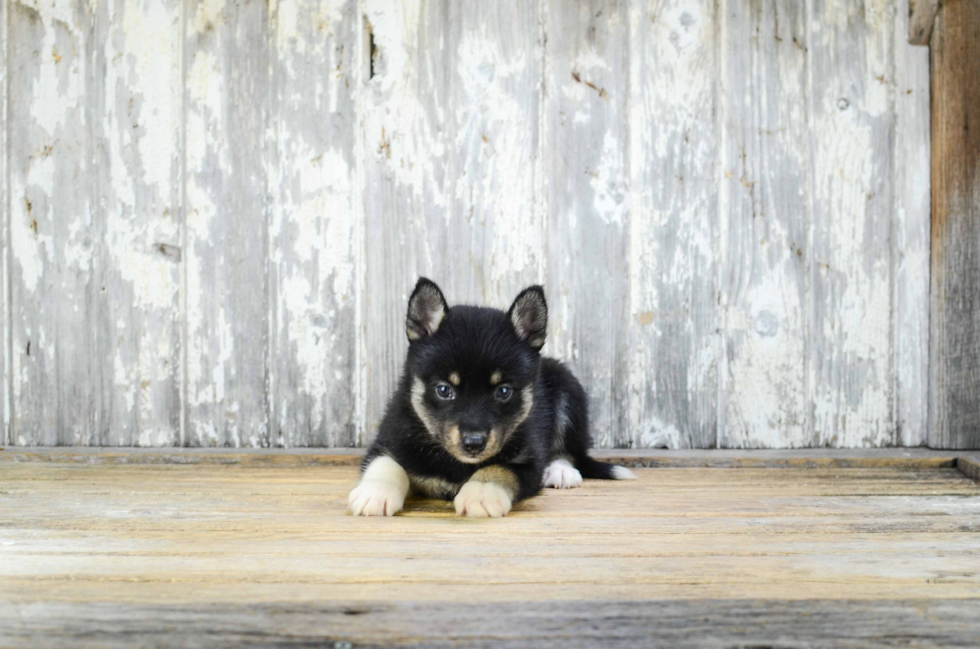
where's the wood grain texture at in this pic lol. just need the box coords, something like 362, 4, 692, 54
1, 0, 8, 447
808, 0, 896, 447
9, 0, 99, 445
628, 0, 719, 449
0, 461, 978, 646
184, 0, 271, 447
908, 0, 938, 45
359, 0, 544, 443
958, 455, 980, 482
717, 0, 809, 448
894, 0, 931, 446
8, 0, 182, 447
4, 599, 980, 649
929, 0, 980, 450
1, 0, 935, 449
0, 446, 962, 468
99, 0, 183, 446
269, 0, 358, 447
544, 0, 630, 448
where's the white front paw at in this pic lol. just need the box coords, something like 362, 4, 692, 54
542, 459, 583, 489
453, 481, 512, 517
348, 480, 405, 516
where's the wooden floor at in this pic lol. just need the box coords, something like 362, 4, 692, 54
2, 449, 979, 647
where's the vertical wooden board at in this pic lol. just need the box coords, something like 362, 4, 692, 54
907, 0, 938, 45
628, 0, 719, 449
359, 0, 452, 445
269, 0, 358, 447
8, 0, 103, 445
446, 2, 544, 307
8, 0, 181, 447
892, 0, 930, 447
1, 0, 8, 446
544, 1, 630, 449
717, 0, 810, 448
98, 0, 183, 445
807, 0, 895, 447
184, 0, 271, 447
929, 0, 980, 449
359, 0, 543, 443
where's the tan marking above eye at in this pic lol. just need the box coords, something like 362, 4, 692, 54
490, 371, 502, 385
448, 372, 461, 386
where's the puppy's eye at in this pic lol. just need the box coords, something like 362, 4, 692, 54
495, 385, 513, 403
434, 383, 455, 400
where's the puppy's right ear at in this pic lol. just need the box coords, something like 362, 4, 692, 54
508, 285, 548, 351
406, 278, 449, 341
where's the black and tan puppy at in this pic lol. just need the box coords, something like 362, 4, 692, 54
348, 278, 635, 517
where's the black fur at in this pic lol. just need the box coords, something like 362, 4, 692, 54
362, 278, 622, 504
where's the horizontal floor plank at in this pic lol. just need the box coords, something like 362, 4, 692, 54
2, 455, 978, 646
3, 599, 980, 648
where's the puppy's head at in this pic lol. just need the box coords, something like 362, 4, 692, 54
405, 278, 547, 464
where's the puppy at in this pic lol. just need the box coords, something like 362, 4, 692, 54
347, 278, 635, 517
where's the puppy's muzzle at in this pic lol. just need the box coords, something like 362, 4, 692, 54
461, 432, 488, 455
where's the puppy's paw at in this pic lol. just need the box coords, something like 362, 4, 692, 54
454, 481, 512, 517
542, 459, 583, 489
348, 480, 405, 516
611, 465, 637, 480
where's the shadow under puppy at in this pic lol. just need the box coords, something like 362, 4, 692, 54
348, 278, 635, 517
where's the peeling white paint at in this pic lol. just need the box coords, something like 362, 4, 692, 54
5, 0, 930, 449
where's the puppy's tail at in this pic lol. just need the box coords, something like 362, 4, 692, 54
575, 456, 637, 481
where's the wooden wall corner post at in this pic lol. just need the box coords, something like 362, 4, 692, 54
929, 0, 980, 449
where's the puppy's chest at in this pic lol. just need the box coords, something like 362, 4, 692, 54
409, 474, 462, 500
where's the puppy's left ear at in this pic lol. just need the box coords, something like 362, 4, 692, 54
508, 286, 548, 351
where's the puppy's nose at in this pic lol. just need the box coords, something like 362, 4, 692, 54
461, 432, 488, 454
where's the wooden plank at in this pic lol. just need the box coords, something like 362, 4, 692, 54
0, 461, 978, 646
8, 0, 182, 446
893, 0, 931, 447
908, 0, 939, 45
184, 0, 272, 447
268, 0, 358, 447
958, 456, 980, 482
1, 0, 8, 447
98, 0, 183, 446
0, 446, 962, 469
717, 0, 809, 447
628, 0, 719, 448
807, 0, 896, 446
0, 447, 363, 466
543, 1, 630, 448
929, 0, 980, 450
359, 0, 544, 443
3, 598, 979, 649
8, 0, 103, 445
5, 467, 974, 498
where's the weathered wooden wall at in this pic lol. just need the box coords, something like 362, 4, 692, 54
929, 0, 980, 450
2, 0, 931, 449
